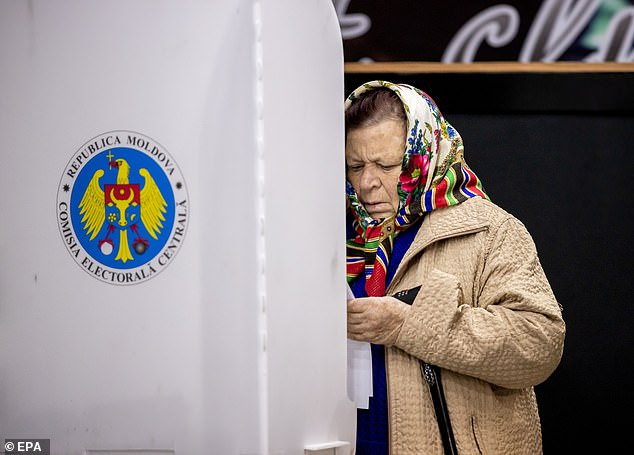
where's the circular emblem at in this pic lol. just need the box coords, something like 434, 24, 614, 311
57, 131, 189, 285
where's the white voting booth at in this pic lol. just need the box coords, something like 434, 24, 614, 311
0, 1, 356, 454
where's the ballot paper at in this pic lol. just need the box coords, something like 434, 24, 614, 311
346, 284, 373, 409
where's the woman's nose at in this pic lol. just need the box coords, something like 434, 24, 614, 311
359, 166, 380, 191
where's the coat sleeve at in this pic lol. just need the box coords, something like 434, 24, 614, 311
394, 217, 566, 389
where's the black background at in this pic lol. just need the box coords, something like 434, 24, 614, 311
345, 71, 634, 453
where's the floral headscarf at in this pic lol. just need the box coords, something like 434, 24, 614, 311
346, 81, 488, 296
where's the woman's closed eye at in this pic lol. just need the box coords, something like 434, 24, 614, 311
379, 163, 401, 171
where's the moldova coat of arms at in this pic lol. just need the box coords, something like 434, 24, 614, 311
57, 131, 188, 285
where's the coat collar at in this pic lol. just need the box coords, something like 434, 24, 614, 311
415, 197, 490, 251
388, 198, 490, 291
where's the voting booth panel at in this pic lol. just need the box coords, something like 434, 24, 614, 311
0, 1, 354, 454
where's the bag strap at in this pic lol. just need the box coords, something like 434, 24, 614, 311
392, 286, 458, 455
421, 362, 458, 455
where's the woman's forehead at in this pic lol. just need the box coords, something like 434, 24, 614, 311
346, 119, 406, 160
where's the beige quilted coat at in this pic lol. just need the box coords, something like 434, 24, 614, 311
383, 197, 565, 454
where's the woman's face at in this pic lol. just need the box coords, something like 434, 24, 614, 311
346, 119, 405, 220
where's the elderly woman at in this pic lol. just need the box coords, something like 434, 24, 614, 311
345, 81, 565, 454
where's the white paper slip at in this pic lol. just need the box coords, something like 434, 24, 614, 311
347, 339, 373, 409
346, 283, 373, 409
346, 283, 355, 300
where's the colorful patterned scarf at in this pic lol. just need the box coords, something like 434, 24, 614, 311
346, 81, 488, 297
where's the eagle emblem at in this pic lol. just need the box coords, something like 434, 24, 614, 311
58, 131, 188, 285
78, 154, 167, 263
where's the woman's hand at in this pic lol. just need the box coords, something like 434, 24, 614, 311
347, 296, 410, 345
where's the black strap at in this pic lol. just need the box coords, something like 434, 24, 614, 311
421, 362, 458, 455
393, 286, 458, 455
